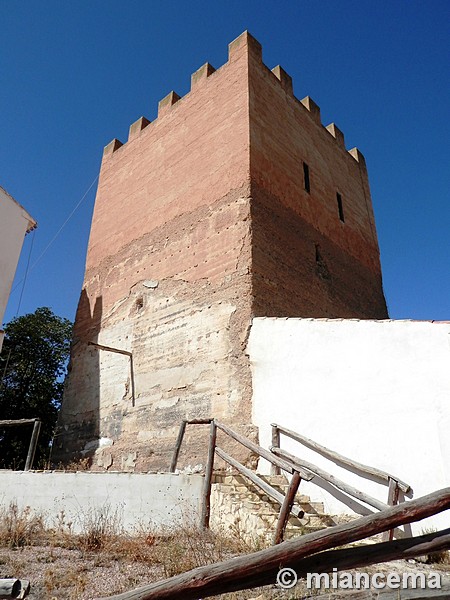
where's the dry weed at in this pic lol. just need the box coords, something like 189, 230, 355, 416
0, 502, 45, 548
74, 503, 122, 552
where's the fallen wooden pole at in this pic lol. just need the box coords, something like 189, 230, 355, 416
0, 579, 20, 598
96, 487, 450, 600
0, 578, 30, 599
292, 527, 450, 580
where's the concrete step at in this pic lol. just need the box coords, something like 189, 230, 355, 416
211, 473, 339, 542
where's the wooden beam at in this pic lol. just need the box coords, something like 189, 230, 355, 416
272, 422, 411, 494
169, 421, 187, 473
215, 447, 304, 519
383, 477, 402, 541
271, 424, 281, 476
24, 419, 41, 471
215, 421, 313, 478
274, 470, 301, 544
88, 342, 132, 357
169, 419, 214, 472
95, 491, 450, 599
88, 342, 135, 405
0, 578, 30, 598
272, 446, 388, 512
0, 419, 37, 427
201, 421, 217, 529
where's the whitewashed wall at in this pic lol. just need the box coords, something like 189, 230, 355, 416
0, 471, 203, 532
0, 187, 35, 350
248, 318, 450, 532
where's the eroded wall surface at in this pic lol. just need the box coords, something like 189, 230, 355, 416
249, 317, 450, 532
54, 34, 255, 470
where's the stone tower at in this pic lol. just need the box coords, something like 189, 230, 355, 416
53, 32, 387, 470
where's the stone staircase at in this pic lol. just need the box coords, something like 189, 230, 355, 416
210, 472, 338, 546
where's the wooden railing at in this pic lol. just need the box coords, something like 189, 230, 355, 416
270, 423, 414, 540
170, 419, 309, 544
171, 419, 415, 543
0, 418, 41, 470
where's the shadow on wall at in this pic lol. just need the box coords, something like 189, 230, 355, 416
51, 290, 102, 466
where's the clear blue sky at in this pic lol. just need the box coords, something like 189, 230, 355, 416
2, 0, 449, 325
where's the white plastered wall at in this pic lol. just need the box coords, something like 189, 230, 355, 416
248, 318, 450, 532
0, 187, 35, 350
0, 471, 203, 532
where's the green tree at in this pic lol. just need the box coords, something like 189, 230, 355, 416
0, 307, 72, 469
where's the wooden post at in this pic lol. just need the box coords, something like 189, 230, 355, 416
169, 420, 187, 473
398, 489, 413, 538
201, 420, 217, 529
271, 424, 281, 476
274, 470, 301, 544
24, 419, 41, 471
383, 477, 400, 541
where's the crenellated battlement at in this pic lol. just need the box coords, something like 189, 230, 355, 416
102, 31, 366, 168
191, 62, 216, 89
325, 123, 345, 148
271, 65, 293, 94
128, 116, 150, 142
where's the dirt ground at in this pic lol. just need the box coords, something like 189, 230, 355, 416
1, 543, 449, 600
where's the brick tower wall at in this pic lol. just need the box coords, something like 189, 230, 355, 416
54, 37, 257, 471
247, 41, 387, 318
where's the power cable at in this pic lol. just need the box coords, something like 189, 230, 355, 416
11, 173, 99, 293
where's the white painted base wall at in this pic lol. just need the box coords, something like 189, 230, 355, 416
0, 471, 203, 532
248, 318, 450, 533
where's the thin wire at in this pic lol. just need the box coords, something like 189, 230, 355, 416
11, 173, 99, 293
2, 174, 98, 387
1, 221, 36, 385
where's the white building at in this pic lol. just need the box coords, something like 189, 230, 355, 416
0, 185, 36, 352
248, 317, 450, 532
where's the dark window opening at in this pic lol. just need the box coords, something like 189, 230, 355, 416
315, 243, 322, 263
303, 162, 310, 194
337, 192, 345, 222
